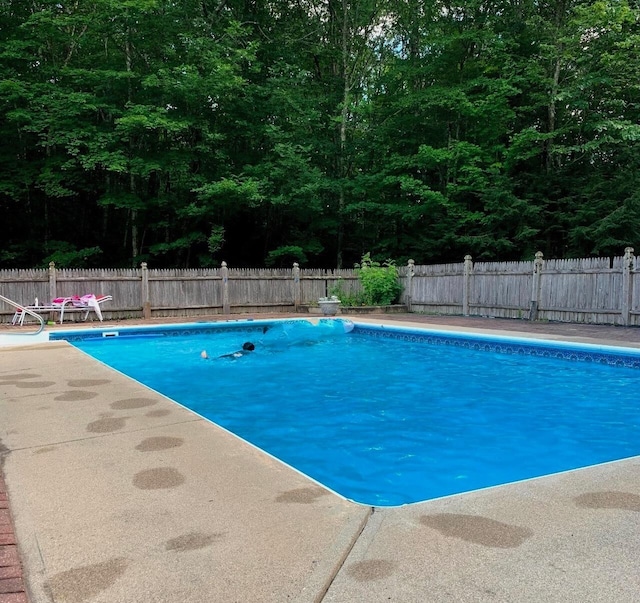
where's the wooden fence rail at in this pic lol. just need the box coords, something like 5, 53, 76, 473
1, 248, 638, 326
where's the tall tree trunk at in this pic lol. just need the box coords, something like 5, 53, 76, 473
336, 0, 350, 269
546, 54, 562, 172
125, 29, 138, 264
545, 0, 570, 172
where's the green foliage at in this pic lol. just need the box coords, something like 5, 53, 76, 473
41, 242, 102, 268
328, 281, 362, 307
265, 245, 307, 267
1, 0, 640, 268
147, 233, 205, 256
354, 253, 402, 306
207, 225, 225, 256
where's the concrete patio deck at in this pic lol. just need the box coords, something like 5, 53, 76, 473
1, 315, 640, 602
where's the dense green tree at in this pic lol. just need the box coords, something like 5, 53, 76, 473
1, 0, 257, 266
1, 0, 639, 268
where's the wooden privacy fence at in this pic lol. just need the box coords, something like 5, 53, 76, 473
401, 247, 640, 326
0, 261, 362, 322
1, 248, 639, 326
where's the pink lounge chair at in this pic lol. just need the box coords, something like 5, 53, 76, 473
13, 294, 112, 325
57, 294, 113, 323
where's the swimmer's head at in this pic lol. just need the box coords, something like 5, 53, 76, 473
242, 342, 255, 351
200, 350, 208, 359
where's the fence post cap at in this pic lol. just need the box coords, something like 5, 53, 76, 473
535, 251, 544, 259
221, 261, 227, 267
140, 262, 147, 269
624, 246, 634, 255
293, 262, 299, 268
464, 254, 472, 261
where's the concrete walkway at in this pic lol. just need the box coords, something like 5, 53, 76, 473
1, 315, 640, 602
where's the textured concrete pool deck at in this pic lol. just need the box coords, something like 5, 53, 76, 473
1, 314, 640, 602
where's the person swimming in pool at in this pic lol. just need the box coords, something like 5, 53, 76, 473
201, 341, 255, 360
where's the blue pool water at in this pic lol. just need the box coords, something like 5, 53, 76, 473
67, 320, 640, 506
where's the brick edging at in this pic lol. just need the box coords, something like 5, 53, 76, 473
0, 473, 29, 603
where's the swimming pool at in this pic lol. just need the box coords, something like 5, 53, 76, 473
56, 319, 640, 506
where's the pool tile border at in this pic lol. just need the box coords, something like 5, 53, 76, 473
49, 321, 274, 342
48, 318, 347, 343
353, 324, 640, 369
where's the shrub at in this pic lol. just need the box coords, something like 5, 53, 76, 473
328, 281, 361, 307
355, 253, 402, 306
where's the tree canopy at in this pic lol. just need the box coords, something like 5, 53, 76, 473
1, 0, 639, 268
